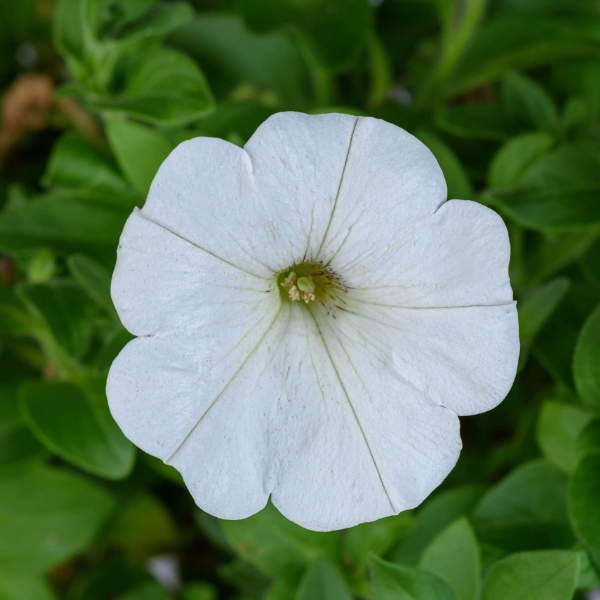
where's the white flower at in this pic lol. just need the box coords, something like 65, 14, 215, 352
107, 112, 519, 532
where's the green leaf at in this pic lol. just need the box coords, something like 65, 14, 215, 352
473, 460, 575, 552
436, 105, 515, 141
0, 567, 58, 600
536, 402, 594, 472
91, 47, 213, 126
105, 116, 174, 194
18, 281, 98, 360
118, 581, 169, 600
0, 193, 128, 265
574, 304, 600, 411
532, 299, 584, 389
420, 518, 480, 600
104, 492, 177, 550
481, 550, 578, 600
570, 452, 600, 569
501, 71, 559, 132
577, 419, 600, 455
53, 0, 85, 62
221, 502, 341, 579
179, 101, 276, 145
345, 513, 413, 571
67, 254, 116, 317
171, 14, 310, 104
391, 485, 484, 565
44, 133, 133, 199
180, 582, 217, 600
451, 15, 600, 94
415, 130, 473, 199
0, 465, 115, 570
20, 376, 134, 480
518, 278, 570, 341
487, 142, 600, 230
0, 385, 45, 473
296, 559, 352, 600
240, 0, 373, 72
488, 132, 553, 189
0, 281, 36, 336
369, 555, 457, 600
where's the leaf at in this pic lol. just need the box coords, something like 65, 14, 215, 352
220, 502, 341, 579
240, 0, 373, 72
105, 116, 174, 195
18, 281, 98, 360
345, 513, 413, 572
67, 254, 116, 317
420, 518, 480, 600
369, 555, 457, 600
391, 485, 484, 565
415, 130, 473, 199
0, 385, 45, 473
0, 193, 129, 265
577, 419, 600, 455
180, 582, 217, 600
488, 132, 553, 189
118, 581, 169, 600
574, 304, 600, 411
481, 550, 578, 600
473, 460, 575, 552
518, 278, 570, 341
296, 559, 352, 600
536, 402, 594, 473
179, 101, 276, 145
20, 376, 134, 480
104, 492, 177, 551
570, 452, 600, 569
0, 280, 36, 336
487, 142, 600, 230
170, 13, 310, 104
0, 465, 115, 570
91, 47, 213, 126
532, 299, 584, 389
436, 105, 515, 141
44, 133, 134, 199
501, 71, 559, 132
451, 14, 600, 94
0, 567, 58, 600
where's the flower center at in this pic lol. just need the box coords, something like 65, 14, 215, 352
277, 262, 344, 306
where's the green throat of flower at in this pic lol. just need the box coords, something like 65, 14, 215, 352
277, 262, 345, 306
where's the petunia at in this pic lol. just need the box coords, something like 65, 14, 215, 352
107, 112, 519, 532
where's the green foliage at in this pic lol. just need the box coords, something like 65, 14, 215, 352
2, 0, 600, 596
480, 550, 579, 600
369, 555, 457, 600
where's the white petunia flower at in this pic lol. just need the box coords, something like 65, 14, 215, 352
107, 112, 519, 532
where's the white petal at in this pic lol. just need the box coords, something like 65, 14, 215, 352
107, 210, 280, 464
332, 200, 514, 308
317, 116, 447, 263
141, 112, 358, 277
269, 304, 461, 531
334, 299, 519, 416
112, 209, 277, 337
244, 112, 358, 264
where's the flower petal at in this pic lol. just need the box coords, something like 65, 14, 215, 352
332, 299, 519, 416
112, 209, 277, 337
330, 200, 513, 308
316, 116, 447, 263
271, 304, 462, 531
141, 112, 359, 277
107, 209, 280, 470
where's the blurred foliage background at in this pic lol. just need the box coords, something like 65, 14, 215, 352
1, 0, 600, 598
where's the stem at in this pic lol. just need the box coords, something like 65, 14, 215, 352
416, 0, 487, 107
